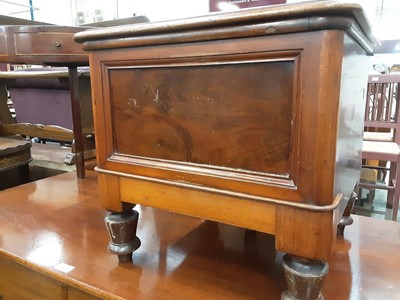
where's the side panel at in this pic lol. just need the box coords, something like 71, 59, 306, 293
334, 33, 370, 215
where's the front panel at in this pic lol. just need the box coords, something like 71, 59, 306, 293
91, 31, 343, 205
110, 60, 293, 176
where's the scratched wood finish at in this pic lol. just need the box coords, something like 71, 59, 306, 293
0, 172, 399, 299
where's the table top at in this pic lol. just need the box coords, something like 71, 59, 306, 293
0, 171, 399, 299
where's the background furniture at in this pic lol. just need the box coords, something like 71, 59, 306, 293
75, 1, 374, 298
358, 73, 400, 220
363, 74, 400, 143
360, 141, 400, 220
0, 67, 95, 165
0, 15, 150, 178
0, 23, 89, 178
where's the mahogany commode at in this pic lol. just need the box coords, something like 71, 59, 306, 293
74, 1, 374, 298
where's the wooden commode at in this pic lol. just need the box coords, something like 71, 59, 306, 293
74, 1, 374, 298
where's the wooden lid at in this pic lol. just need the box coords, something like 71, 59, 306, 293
74, 0, 375, 54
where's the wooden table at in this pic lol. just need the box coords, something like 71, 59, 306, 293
0, 171, 399, 299
74, 1, 374, 298
0, 24, 89, 178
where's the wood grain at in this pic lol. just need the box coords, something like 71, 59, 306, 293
111, 61, 293, 175
0, 258, 66, 300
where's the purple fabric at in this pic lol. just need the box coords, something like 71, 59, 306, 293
10, 88, 73, 130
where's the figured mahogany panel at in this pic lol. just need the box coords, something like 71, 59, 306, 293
109, 60, 294, 175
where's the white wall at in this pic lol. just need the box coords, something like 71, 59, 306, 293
131, 0, 209, 22
0, 0, 33, 20
69, 0, 210, 25
33, 0, 72, 25
0, 0, 72, 25
73, 0, 118, 24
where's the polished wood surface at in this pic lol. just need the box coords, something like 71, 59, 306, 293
0, 171, 399, 299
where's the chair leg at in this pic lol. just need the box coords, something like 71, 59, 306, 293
393, 195, 399, 221
387, 161, 396, 210
393, 160, 400, 221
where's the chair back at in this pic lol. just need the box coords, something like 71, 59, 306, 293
364, 74, 400, 144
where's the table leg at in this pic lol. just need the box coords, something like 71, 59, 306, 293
68, 66, 85, 179
281, 254, 329, 300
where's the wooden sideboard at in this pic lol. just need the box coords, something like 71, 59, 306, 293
74, 1, 374, 298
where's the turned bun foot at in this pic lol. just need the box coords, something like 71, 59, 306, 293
105, 209, 141, 263
281, 254, 328, 300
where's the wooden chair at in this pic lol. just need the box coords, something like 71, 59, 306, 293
358, 74, 400, 221
363, 74, 400, 143
0, 67, 95, 165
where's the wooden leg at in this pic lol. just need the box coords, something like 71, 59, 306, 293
104, 209, 141, 263
68, 67, 85, 179
337, 191, 357, 236
281, 254, 328, 300
392, 159, 400, 221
